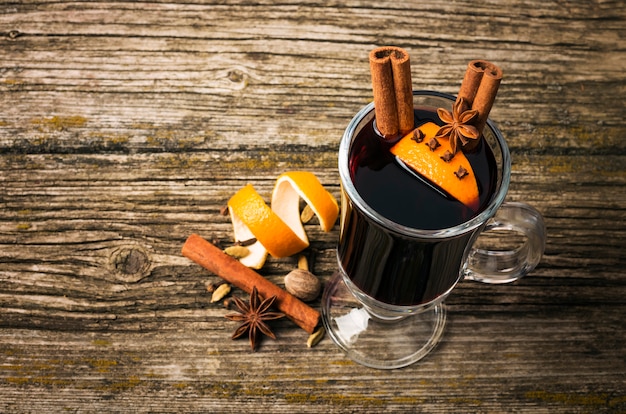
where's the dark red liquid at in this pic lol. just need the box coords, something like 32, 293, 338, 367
338, 108, 498, 306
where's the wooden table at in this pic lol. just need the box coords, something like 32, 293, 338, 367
1, 1, 624, 412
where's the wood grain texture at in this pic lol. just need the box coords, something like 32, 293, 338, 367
1, 1, 625, 413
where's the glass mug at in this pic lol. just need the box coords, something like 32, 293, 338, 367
321, 91, 546, 369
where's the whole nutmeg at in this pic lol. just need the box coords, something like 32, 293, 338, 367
284, 269, 321, 302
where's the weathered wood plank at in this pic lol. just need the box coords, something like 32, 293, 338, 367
1, 1, 624, 154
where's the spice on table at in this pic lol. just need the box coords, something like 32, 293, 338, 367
284, 268, 321, 302
225, 286, 285, 351
297, 254, 309, 271
223, 297, 234, 309
224, 245, 250, 259
206, 281, 224, 293
182, 234, 321, 334
211, 283, 231, 303
300, 204, 315, 224
234, 237, 257, 247
306, 326, 326, 348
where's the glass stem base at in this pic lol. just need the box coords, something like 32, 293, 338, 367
321, 271, 446, 369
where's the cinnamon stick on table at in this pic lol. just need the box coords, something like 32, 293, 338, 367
369, 46, 414, 138
457, 60, 503, 151
182, 234, 320, 334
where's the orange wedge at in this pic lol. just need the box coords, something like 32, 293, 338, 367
390, 122, 479, 211
227, 172, 339, 269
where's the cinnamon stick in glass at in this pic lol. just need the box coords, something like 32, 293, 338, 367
457, 60, 502, 151
472, 61, 502, 135
457, 61, 485, 109
369, 46, 414, 138
182, 234, 320, 334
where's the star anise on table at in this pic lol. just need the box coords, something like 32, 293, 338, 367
435, 97, 480, 154
224, 286, 285, 351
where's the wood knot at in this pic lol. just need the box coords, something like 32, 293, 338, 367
109, 246, 151, 283
226, 69, 248, 90
227, 69, 245, 83
7, 30, 21, 39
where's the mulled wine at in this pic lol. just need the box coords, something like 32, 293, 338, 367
323, 56, 543, 369
337, 104, 498, 306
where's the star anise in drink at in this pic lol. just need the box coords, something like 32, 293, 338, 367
435, 97, 480, 154
224, 286, 285, 351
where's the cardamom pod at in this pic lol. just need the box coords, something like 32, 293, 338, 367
211, 283, 231, 303
300, 204, 315, 223
223, 245, 250, 259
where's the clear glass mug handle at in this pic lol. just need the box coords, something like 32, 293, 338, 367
464, 202, 546, 284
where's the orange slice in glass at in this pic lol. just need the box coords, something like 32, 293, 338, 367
390, 122, 480, 211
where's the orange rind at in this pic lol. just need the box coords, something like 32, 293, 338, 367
227, 171, 339, 269
271, 171, 339, 233
390, 122, 480, 211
